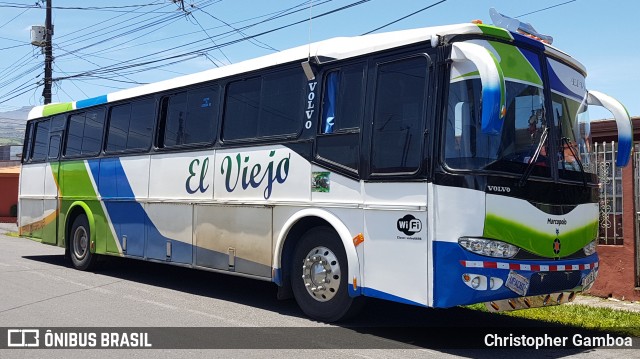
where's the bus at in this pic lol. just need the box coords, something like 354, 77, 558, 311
19, 9, 632, 322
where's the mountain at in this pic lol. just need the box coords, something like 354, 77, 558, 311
0, 106, 31, 145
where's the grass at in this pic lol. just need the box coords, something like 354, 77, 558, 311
4, 231, 18, 237
466, 299, 640, 337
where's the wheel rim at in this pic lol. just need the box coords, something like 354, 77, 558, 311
73, 226, 88, 260
301, 246, 341, 302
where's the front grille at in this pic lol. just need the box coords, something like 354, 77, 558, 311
526, 271, 581, 295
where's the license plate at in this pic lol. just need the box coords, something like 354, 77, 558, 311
581, 269, 597, 289
505, 271, 529, 296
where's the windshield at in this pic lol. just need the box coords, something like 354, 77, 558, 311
547, 58, 596, 181
445, 79, 549, 177
444, 41, 597, 183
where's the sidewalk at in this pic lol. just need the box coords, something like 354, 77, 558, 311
571, 294, 640, 313
1, 221, 639, 314
0, 221, 17, 234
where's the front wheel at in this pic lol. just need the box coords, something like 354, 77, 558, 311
291, 226, 362, 322
69, 214, 98, 271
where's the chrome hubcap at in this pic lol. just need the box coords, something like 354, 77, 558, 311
73, 227, 88, 260
301, 246, 341, 302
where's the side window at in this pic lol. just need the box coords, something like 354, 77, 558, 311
259, 69, 304, 137
316, 63, 366, 173
48, 134, 61, 159
31, 119, 51, 162
22, 122, 34, 162
223, 77, 260, 140
223, 67, 304, 141
370, 56, 428, 175
106, 99, 155, 152
160, 86, 217, 147
47, 114, 66, 160
321, 64, 365, 133
65, 109, 105, 157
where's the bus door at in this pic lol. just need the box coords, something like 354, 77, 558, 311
362, 54, 431, 305
42, 115, 65, 245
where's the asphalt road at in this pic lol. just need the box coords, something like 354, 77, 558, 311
0, 231, 637, 358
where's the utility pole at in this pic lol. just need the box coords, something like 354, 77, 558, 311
43, 0, 53, 104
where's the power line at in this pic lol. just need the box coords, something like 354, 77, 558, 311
362, 0, 447, 35
52, 0, 374, 82
0, 6, 30, 30
516, 0, 577, 18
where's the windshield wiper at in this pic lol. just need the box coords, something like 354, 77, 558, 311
518, 126, 548, 187
561, 136, 588, 187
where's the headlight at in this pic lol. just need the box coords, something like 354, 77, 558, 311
583, 240, 597, 256
458, 237, 519, 258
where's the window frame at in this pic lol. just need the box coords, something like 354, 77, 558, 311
105, 97, 157, 155
314, 61, 368, 176
156, 84, 219, 151
367, 53, 432, 178
221, 65, 305, 145
63, 107, 106, 159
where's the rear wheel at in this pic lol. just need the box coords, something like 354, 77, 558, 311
69, 214, 97, 271
291, 226, 362, 322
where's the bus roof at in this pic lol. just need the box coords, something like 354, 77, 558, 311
28, 22, 586, 120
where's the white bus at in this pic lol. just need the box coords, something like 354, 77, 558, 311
19, 10, 632, 322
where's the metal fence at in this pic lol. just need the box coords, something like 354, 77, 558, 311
590, 141, 623, 245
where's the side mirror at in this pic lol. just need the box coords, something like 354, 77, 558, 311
586, 90, 633, 167
451, 42, 506, 135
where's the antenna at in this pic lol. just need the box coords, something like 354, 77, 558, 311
307, 0, 313, 62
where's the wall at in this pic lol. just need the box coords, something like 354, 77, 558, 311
0, 173, 18, 223
589, 148, 640, 300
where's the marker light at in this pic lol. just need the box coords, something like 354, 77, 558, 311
458, 237, 519, 258
582, 240, 597, 256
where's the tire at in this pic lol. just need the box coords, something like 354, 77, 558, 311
69, 214, 98, 271
291, 226, 363, 322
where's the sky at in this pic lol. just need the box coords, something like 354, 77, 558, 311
0, 0, 638, 120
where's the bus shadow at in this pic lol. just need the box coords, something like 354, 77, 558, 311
22, 254, 611, 357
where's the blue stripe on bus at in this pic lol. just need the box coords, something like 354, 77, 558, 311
76, 95, 108, 109
432, 241, 597, 308
512, 32, 545, 51
546, 59, 583, 100
88, 158, 192, 264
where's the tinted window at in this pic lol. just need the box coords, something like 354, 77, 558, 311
65, 109, 105, 157
48, 134, 61, 159
321, 64, 365, 133
31, 120, 50, 162
161, 87, 217, 147
107, 104, 130, 152
66, 113, 85, 156
223, 77, 260, 140
223, 68, 304, 141
107, 99, 155, 152
259, 69, 304, 137
371, 57, 428, 175
22, 122, 33, 162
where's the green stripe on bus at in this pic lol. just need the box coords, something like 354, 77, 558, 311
43, 102, 73, 117
484, 214, 597, 258
477, 24, 512, 41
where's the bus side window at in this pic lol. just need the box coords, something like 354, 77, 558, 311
321, 64, 365, 134
107, 99, 155, 152
161, 87, 217, 147
31, 119, 51, 162
222, 68, 304, 142
65, 108, 105, 157
315, 63, 365, 174
22, 122, 34, 162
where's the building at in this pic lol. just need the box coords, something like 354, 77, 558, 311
589, 116, 640, 300
0, 165, 19, 223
